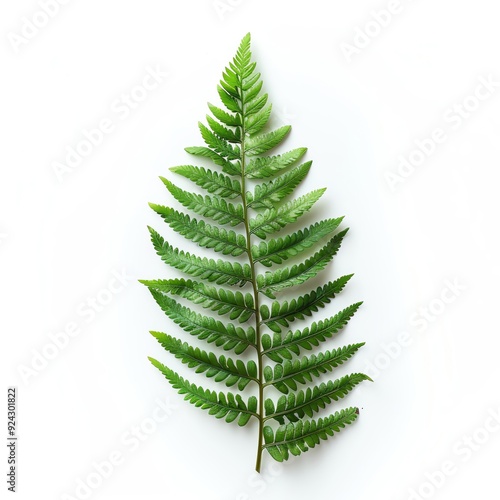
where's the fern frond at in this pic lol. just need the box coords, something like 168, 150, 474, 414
263, 343, 365, 394
246, 126, 291, 155
206, 115, 241, 143
248, 161, 312, 209
149, 227, 251, 286
151, 332, 257, 390
184, 146, 241, 176
198, 122, 241, 160
142, 33, 369, 472
140, 279, 255, 322
246, 148, 308, 179
231, 32, 252, 71
251, 218, 343, 267
161, 177, 244, 226
208, 102, 241, 127
217, 85, 241, 113
245, 104, 272, 135
170, 165, 241, 198
264, 374, 371, 424
244, 84, 264, 109
250, 189, 326, 239
260, 275, 353, 333
149, 358, 257, 426
245, 92, 268, 115
149, 205, 247, 256
263, 408, 359, 461
149, 289, 255, 354
262, 302, 362, 361
257, 229, 348, 298
241, 71, 260, 91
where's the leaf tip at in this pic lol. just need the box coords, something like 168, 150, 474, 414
158, 176, 170, 187
147, 356, 160, 367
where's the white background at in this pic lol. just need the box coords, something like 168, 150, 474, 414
1, 1, 499, 499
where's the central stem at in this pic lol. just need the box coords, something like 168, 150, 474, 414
239, 90, 264, 473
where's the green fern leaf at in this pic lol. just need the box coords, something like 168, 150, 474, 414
184, 146, 241, 176
263, 408, 359, 461
260, 275, 353, 333
198, 122, 241, 160
149, 205, 247, 256
263, 343, 365, 394
149, 289, 255, 354
252, 217, 343, 267
141, 33, 370, 472
140, 279, 255, 322
161, 177, 244, 226
217, 85, 241, 113
257, 229, 348, 298
151, 332, 257, 390
265, 373, 371, 424
250, 189, 326, 239
246, 126, 291, 155
245, 104, 272, 135
207, 102, 241, 127
246, 148, 308, 179
149, 358, 257, 426
242, 76, 262, 101
262, 302, 362, 361
149, 226, 251, 286
241, 71, 260, 91
169, 165, 241, 198
245, 92, 268, 114
206, 115, 241, 143
248, 161, 312, 209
